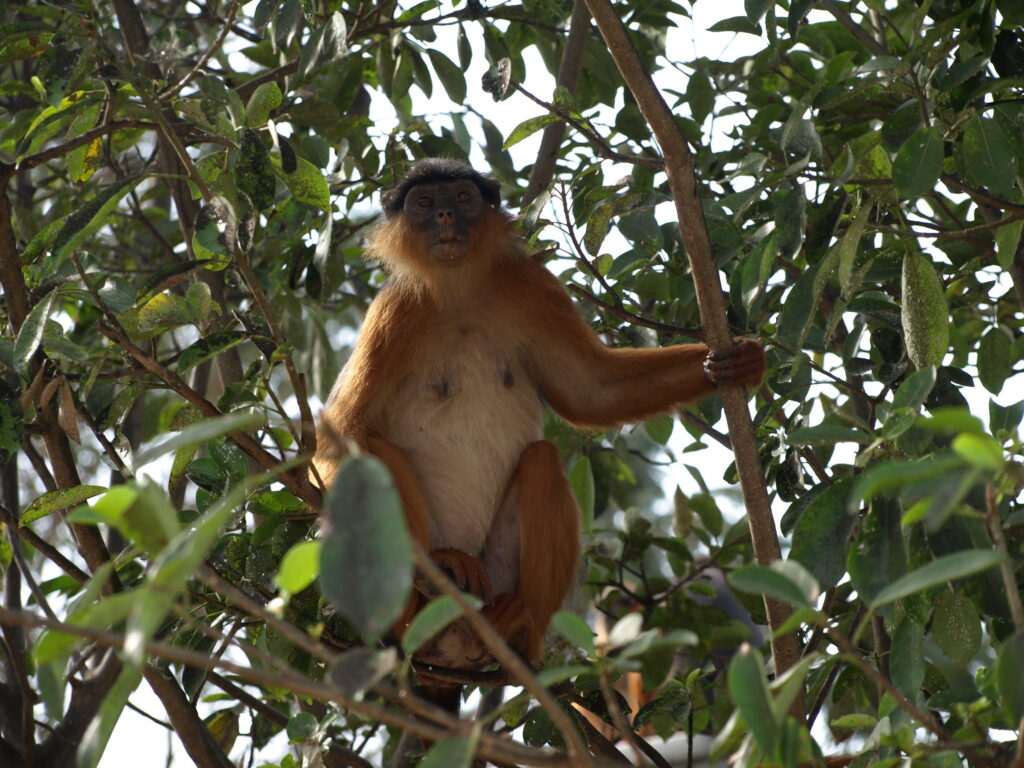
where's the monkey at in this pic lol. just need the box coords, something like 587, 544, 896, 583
312, 157, 765, 675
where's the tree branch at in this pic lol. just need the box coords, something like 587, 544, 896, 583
582, 0, 803, 712
142, 666, 234, 768
523, 0, 592, 205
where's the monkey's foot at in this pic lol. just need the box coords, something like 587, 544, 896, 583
424, 548, 493, 602
703, 338, 765, 390
483, 593, 538, 663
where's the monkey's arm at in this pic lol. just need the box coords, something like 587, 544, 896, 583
515, 261, 764, 429
312, 285, 426, 486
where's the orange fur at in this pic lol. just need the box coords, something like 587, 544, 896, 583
314, 188, 764, 670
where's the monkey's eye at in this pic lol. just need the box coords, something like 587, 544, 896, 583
416, 196, 433, 208
456, 190, 471, 203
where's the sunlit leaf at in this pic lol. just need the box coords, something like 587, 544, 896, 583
275, 540, 322, 597
901, 250, 948, 370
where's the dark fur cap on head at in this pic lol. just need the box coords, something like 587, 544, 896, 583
380, 158, 502, 218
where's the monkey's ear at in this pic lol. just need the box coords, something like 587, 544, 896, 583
475, 174, 501, 209
381, 187, 402, 218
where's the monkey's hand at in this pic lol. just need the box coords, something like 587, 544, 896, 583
703, 338, 765, 390
423, 548, 493, 603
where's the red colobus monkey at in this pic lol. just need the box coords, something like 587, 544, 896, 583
313, 158, 765, 670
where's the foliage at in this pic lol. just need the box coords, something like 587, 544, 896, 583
0, 0, 1022, 766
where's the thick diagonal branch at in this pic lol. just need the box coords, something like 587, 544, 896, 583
582, 0, 802, 704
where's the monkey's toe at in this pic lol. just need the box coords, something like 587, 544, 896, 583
428, 548, 493, 602
484, 594, 537, 662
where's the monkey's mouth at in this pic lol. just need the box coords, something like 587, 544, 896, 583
432, 237, 467, 263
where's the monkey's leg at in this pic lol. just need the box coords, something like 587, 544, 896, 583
484, 440, 581, 663
365, 436, 491, 605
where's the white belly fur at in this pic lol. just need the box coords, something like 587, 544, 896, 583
381, 328, 542, 556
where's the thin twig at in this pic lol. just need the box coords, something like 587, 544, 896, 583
511, 83, 663, 170
0, 607, 579, 768
412, 543, 595, 767
235, 249, 317, 453
160, 0, 241, 101
984, 485, 1024, 630
0, 504, 90, 584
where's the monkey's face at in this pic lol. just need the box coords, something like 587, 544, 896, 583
403, 180, 485, 265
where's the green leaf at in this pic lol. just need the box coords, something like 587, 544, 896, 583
996, 630, 1024, 721
96, 482, 180, 556
708, 16, 762, 34
320, 455, 412, 639
990, 400, 1024, 438
744, 0, 771, 23
869, 550, 1006, 609
728, 562, 816, 609
890, 617, 924, 702
687, 70, 715, 125
402, 596, 467, 654
996, 216, 1023, 271
269, 150, 330, 211
237, 127, 276, 210
13, 290, 58, 374
245, 81, 282, 126
135, 410, 264, 467
569, 457, 595, 534
192, 198, 235, 260
901, 250, 948, 370
329, 647, 398, 699
551, 610, 596, 656
77, 661, 143, 768
932, 591, 981, 665
426, 49, 467, 104
919, 408, 985, 435
298, 12, 347, 77
787, 425, 871, 446
177, 331, 249, 374
644, 413, 674, 446
830, 714, 878, 731
286, 711, 317, 743
962, 113, 1018, 196
503, 113, 561, 150
848, 497, 906, 605
951, 433, 1003, 471
977, 326, 1013, 394
728, 644, 777, 756
275, 540, 321, 597
892, 366, 936, 411
420, 731, 479, 768
21, 484, 106, 526
51, 177, 140, 260
0, 399, 24, 465
789, 478, 857, 589
893, 127, 942, 198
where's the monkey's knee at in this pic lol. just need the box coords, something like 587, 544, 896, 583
518, 439, 562, 471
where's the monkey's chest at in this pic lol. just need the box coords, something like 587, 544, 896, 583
382, 338, 543, 554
